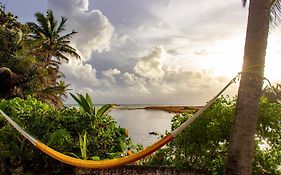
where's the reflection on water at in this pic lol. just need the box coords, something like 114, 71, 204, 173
110, 109, 174, 147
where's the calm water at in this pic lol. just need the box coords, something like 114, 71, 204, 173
110, 109, 174, 147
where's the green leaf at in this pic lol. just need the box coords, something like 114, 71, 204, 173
91, 156, 100, 161
47, 129, 70, 146
96, 104, 114, 118
79, 131, 87, 160
86, 93, 95, 115
79, 95, 92, 115
70, 93, 83, 107
85, 93, 93, 109
71, 93, 93, 115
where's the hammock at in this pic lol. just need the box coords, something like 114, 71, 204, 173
0, 74, 239, 169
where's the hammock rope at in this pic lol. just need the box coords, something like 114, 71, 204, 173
0, 74, 239, 169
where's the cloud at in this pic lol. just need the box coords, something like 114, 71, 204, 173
122, 72, 150, 94
194, 49, 209, 55
47, 0, 242, 104
133, 47, 165, 81
48, 0, 115, 60
60, 45, 238, 105
165, 0, 174, 8
60, 59, 100, 88
122, 47, 238, 104
102, 68, 121, 85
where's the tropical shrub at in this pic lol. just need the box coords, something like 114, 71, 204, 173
0, 96, 139, 174
145, 97, 281, 175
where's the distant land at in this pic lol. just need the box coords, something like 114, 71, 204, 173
144, 106, 202, 113
114, 105, 202, 113
66, 104, 202, 113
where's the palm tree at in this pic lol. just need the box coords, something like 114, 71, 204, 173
224, 1, 281, 174
26, 10, 80, 106
27, 9, 80, 65
31, 81, 71, 107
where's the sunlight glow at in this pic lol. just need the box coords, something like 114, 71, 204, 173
265, 54, 281, 83
190, 36, 244, 78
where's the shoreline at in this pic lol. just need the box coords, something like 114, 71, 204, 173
144, 106, 202, 113
114, 105, 202, 113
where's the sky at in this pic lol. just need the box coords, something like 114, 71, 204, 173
3, 0, 281, 105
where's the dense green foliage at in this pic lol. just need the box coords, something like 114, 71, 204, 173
0, 97, 139, 173
0, 5, 79, 106
146, 97, 280, 175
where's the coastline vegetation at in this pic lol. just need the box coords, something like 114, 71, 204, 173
0, 96, 141, 174
144, 96, 281, 175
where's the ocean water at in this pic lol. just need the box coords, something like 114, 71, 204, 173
67, 104, 176, 147
109, 108, 175, 147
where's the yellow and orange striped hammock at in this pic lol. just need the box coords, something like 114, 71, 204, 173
0, 75, 238, 169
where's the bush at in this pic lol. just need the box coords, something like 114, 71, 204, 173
145, 97, 281, 175
0, 96, 139, 174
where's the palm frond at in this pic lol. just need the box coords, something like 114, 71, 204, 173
58, 30, 77, 41
242, 0, 247, 7
46, 10, 59, 40
46, 10, 56, 30
29, 82, 70, 106
26, 22, 45, 38
34, 12, 50, 37
56, 45, 81, 59
270, 0, 281, 28
53, 52, 69, 62
57, 16, 67, 33
57, 40, 71, 44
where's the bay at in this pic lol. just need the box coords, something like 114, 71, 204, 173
109, 108, 175, 147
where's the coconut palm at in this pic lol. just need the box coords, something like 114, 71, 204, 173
27, 9, 80, 65
26, 10, 80, 106
30, 81, 70, 107
224, 1, 281, 174
0, 8, 78, 106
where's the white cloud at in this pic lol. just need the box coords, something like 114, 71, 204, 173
122, 72, 150, 94
48, 0, 115, 60
48, 0, 275, 104
165, 0, 174, 8
120, 47, 238, 104
61, 44, 239, 105
60, 59, 100, 88
133, 46, 165, 81
102, 68, 121, 85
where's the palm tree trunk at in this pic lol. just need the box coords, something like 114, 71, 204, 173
224, 0, 271, 174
